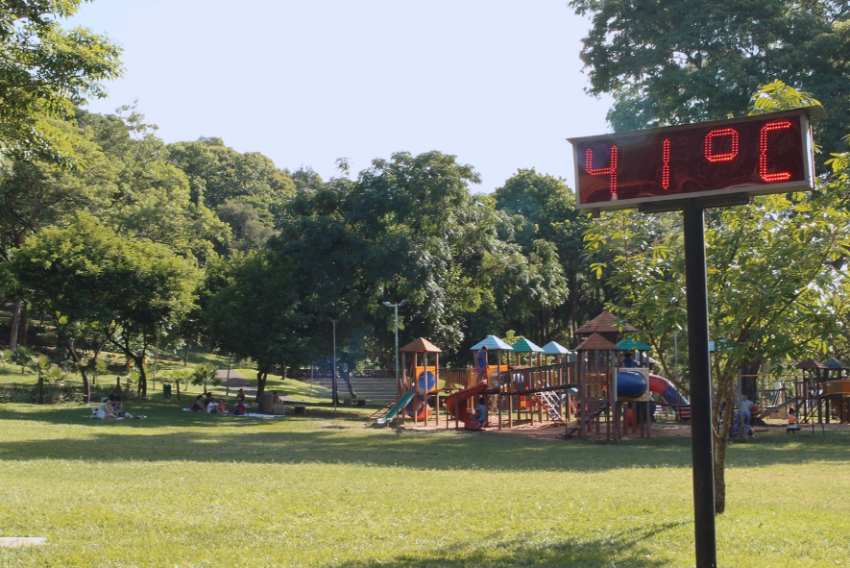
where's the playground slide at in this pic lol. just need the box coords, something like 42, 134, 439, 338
379, 392, 416, 424
756, 396, 798, 418
649, 374, 691, 420
442, 381, 489, 426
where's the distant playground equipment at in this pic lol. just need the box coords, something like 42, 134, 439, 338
747, 357, 850, 437
367, 311, 692, 439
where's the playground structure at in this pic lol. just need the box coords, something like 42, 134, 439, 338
752, 357, 850, 433
368, 312, 692, 439
565, 312, 690, 443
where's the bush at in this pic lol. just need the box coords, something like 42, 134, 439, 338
0, 383, 83, 404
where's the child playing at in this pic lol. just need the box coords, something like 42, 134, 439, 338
786, 407, 799, 434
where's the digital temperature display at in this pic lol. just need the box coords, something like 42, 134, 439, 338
569, 109, 817, 211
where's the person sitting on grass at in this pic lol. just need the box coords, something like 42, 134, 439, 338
107, 389, 124, 412
205, 395, 226, 414
232, 400, 248, 416
472, 396, 488, 428
191, 395, 205, 412
235, 388, 246, 403
97, 399, 118, 420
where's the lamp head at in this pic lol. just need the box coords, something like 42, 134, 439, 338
382, 301, 392, 307
399, 299, 408, 306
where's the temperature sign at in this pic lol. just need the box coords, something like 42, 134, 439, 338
569, 109, 819, 211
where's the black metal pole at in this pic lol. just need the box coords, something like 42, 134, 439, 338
682, 205, 718, 568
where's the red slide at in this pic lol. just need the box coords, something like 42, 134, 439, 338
442, 381, 489, 430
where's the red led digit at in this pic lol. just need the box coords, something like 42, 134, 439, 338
586, 146, 618, 195
760, 121, 793, 182
704, 128, 739, 162
662, 138, 670, 189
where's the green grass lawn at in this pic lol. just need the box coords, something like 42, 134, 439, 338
1, 401, 849, 568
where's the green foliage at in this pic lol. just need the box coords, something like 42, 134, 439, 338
584, 82, 850, 512
189, 364, 220, 393
3, 213, 201, 396
202, 251, 315, 375
0, 0, 123, 155
570, 0, 850, 163
493, 168, 606, 344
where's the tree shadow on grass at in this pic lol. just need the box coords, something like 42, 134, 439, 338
332, 523, 684, 568
1, 406, 848, 472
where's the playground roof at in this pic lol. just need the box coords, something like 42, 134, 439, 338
511, 338, 543, 353
470, 335, 513, 351
541, 341, 570, 355
399, 337, 442, 353
576, 333, 619, 351
795, 358, 827, 370
616, 338, 652, 351
576, 311, 637, 335
824, 357, 848, 370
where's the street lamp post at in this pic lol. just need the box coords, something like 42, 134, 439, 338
331, 319, 338, 413
382, 300, 407, 397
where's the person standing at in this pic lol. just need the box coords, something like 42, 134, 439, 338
740, 394, 755, 425
476, 346, 488, 380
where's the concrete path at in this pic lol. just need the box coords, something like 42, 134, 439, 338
216, 369, 256, 395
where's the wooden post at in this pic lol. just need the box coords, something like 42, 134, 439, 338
647, 401, 652, 438
435, 352, 440, 427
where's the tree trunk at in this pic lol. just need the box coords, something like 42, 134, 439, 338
255, 370, 268, 400
342, 371, 358, 398
741, 361, 761, 403
18, 301, 28, 347
712, 377, 735, 515
175, 379, 182, 401
9, 300, 21, 351
134, 356, 147, 397
38, 375, 44, 404
66, 341, 91, 403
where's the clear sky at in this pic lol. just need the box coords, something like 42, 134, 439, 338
69, 0, 613, 193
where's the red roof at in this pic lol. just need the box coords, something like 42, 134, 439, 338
399, 337, 442, 353
576, 333, 620, 351
576, 311, 637, 335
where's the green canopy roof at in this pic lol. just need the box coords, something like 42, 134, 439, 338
511, 338, 543, 353
616, 338, 652, 351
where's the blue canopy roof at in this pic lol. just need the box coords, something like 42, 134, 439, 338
470, 335, 514, 351
541, 341, 571, 355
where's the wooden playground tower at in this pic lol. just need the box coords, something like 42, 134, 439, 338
569, 311, 655, 442
792, 357, 850, 430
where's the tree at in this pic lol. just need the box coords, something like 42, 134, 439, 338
4, 214, 200, 398
493, 169, 607, 345
190, 365, 220, 394
201, 251, 316, 399
0, 0, 123, 153
570, 0, 850, 162
584, 83, 850, 513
